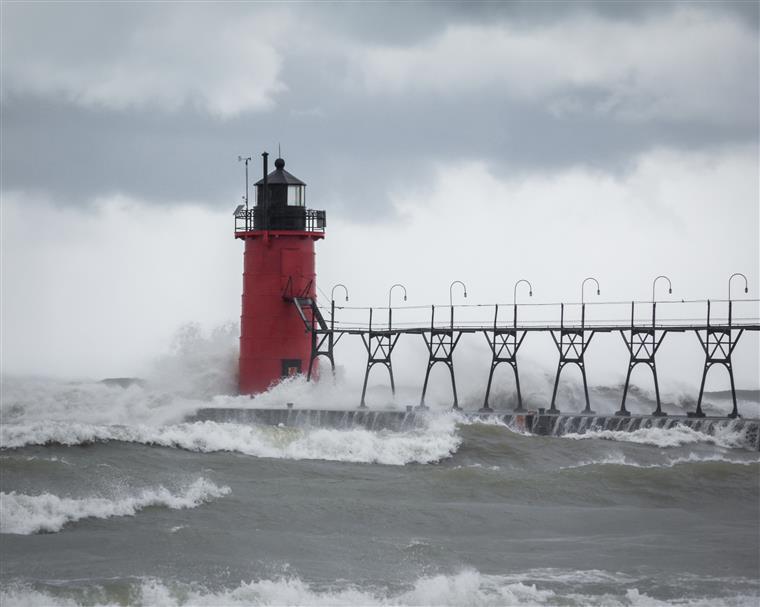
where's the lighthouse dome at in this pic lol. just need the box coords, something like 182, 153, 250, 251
255, 157, 306, 186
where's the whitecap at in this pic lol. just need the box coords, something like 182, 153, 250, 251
0, 417, 461, 466
2, 571, 757, 606
561, 451, 759, 470
561, 424, 749, 449
0, 477, 230, 535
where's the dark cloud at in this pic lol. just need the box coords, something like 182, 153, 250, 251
3, 91, 755, 221
302, 1, 759, 41
2, 1, 757, 222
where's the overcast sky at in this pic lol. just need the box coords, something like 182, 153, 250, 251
2, 1, 758, 397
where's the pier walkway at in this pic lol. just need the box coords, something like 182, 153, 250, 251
290, 296, 759, 418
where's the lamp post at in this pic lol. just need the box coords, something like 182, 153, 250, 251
388, 284, 407, 330
449, 280, 467, 327
651, 275, 672, 326
581, 277, 600, 327
581, 277, 601, 305
330, 284, 349, 331
513, 279, 533, 328
652, 275, 672, 302
728, 273, 748, 326
331, 284, 349, 303
728, 273, 748, 301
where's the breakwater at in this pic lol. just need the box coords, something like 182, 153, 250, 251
189, 407, 760, 451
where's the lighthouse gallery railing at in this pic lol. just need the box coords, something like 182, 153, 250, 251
235, 207, 326, 233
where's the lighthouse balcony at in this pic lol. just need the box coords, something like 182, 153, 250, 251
235, 207, 326, 234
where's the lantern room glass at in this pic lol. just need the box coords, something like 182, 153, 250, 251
287, 185, 305, 207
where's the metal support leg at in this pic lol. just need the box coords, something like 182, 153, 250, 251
580, 364, 594, 414
482, 362, 497, 411
728, 364, 739, 418
651, 362, 666, 416
307, 350, 335, 382
694, 362, 709, 418
483, 328, 526, 414
359, 332, 400, 409
549, 361, 563, 414
449, 363, 459, 410
617, 363, 634, 416
619, 328, 665, 417
418, 363, 433, 409
694, 327, 744, 419
512, 363, 525, 412
419, 330, 461, 410
360, 362, 373, 409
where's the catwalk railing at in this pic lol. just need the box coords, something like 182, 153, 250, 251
235, 206, 326, 233
294, 298, 759, 418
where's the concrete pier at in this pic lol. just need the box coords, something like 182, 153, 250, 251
188, 408, 760, 451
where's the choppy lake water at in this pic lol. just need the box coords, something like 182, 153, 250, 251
1, 375, 758, 606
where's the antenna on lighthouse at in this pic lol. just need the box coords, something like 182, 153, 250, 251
238, 155, 252, 230
262, 152, 270, 231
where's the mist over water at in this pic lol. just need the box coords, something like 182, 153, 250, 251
1, 324, 758, 606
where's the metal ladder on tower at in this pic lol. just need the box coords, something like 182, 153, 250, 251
291, 297, 337, 380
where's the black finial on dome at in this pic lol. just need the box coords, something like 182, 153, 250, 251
274, 157, 285, 170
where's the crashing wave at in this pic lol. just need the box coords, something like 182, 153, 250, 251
1, 570, 757, 607
0, 417, 462, 466
561, 424, 751, 449
0, 477, 230, 535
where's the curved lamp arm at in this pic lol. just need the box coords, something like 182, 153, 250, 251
728, 273, 748, 301
652, 275, 672, 302
449, 280, 468, 308
581, 277, 601, 305
331, 283, 349, 303
513, 279, 533, 307
388, 283, 407, 309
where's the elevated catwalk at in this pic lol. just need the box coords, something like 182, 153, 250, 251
297, 297, 759, 417
189, 408, 760, 452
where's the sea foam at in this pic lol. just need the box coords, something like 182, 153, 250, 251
561, 424, 750, 449
560, 451, 760, 470
1, 570, 757, 607
0, 477, 230, 535
0, 416, 461, 466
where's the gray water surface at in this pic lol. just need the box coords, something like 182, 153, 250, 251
2, 419, 758, 606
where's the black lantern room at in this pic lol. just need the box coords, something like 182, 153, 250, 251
234, 152, 324, 234
255, 157, 306, 208
254, 156, 310, 231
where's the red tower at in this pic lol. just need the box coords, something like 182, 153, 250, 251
234, 153, 326, 395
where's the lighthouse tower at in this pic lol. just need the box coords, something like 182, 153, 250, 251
234, 153, 326, 395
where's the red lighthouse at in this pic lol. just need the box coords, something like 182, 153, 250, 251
234, 153, 326, 395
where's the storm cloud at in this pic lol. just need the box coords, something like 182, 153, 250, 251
2, 1, 757, 218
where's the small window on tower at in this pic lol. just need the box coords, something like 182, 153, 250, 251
287, 185, 304, 207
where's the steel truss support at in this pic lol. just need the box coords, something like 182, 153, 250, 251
359, 307, 400, 408
419, 305, 462, 409
549, 304, 596, 414
619, 302, 667, 416
307, 328, 344, 382
305, 299, 345, 382
482, 304, 527, 412
693, 300, 745, 418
